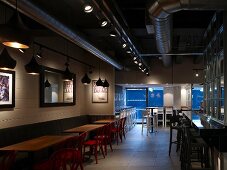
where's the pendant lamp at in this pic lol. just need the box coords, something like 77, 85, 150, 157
103, 79, 109, 87
0, 12, 31, 49
44, 79, 51, 88
0, 48, 16, 70
24, 55, 41, 75
81, 73, 91, 85
96, 61, 103, 86
63, 62, 73, 81
96, 77, 103, 86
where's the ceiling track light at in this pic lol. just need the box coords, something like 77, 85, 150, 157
122, 43, 127, 48
24, 55, 41, 75
126, 50, 131, 54
134, 60, 138, 64
138, 62, 142, 66
100, 18, 108, 27
109, 31, 117, 37
81, 73, 91, 85
84, 3, 93, 13
0, 48, 16, 70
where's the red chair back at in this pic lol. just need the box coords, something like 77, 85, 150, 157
50, 148, 78, 170
0, 151, 16, 170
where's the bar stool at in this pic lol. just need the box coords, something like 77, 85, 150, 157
141, 110, 152, 136
180, 126, 212, 170
169, 114, 182, 156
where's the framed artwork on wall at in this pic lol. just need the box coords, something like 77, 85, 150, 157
0, 69, 15, 108
92, 80, 108, 103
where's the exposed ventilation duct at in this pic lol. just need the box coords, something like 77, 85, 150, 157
148, 0, 227, 67
1, 0, 123, 70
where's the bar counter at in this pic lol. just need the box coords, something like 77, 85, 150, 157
189, 112, 227, 152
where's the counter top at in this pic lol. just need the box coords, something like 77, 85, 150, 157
190, 112, 227, 152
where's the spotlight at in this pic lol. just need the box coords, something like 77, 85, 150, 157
100, 19, 108, 27
109, 31, 117, 37
138, 62, 142, 66
195, 73, 199, 77
126, 50, 131, 54
84, 4, 93, 13
122, 43, 127, 48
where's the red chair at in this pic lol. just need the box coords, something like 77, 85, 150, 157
111, 118, 124, 145
34, 133, 87, 170
0, 151, 16, 170
83, 127, 105, 164
103, 123, 113, 155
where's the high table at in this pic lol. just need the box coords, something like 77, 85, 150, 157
64, 124, 104, 133
146, 107, 158, 133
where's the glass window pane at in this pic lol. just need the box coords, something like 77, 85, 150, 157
148, 87, 163, 107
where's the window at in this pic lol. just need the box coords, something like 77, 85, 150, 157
192, 87, 204, 110
148, 87, 163, 107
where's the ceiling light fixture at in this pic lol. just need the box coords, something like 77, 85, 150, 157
24, 54, 41, 75
109, 31, 117, 37
0, 48, 16, 70
134, 60, 138, 64
63, 59, 73, 81
138, 62, 142, 66
96, 61, 103, 86
100, 18, 108, 27
103, 79, 109, 87
81, 73, 91, 85
126, 50, 131, 54
84, 4, 93, 13
0, 0, 30, 49
122, 43, 127, 48
44, 79, 51, 88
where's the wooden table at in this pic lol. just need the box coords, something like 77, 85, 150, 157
0, 135, 73, 168
93, 119, 116, 124
0, 135, 73, 152
64, 124, 104, 133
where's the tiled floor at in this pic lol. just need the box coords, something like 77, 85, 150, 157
84, 125, 181, 170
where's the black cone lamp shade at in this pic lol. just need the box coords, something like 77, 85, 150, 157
24, 55, 41, 75
103, 79, 109, 87
0, 48, 16, 70
96, 78, 103, 86
81, 73, 91, 85
44, 79, 51, 88
0, 12, 31, 49
63, 64, 73, 81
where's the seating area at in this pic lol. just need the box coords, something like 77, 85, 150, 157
0, 115, 132, 170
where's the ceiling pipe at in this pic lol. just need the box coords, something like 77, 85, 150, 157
1, 0, 123, 70
148, 0, 227, 67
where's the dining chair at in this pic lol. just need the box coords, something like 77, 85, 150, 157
0, 150, 17, 170
83, 127, 105, 164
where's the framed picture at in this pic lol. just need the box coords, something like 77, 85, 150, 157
0, 70, 15, 108
92, 80, 108, 103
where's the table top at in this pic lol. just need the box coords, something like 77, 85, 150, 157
64, 124, 104, 133
0, 135, 73, 152
93, 119, 116, 124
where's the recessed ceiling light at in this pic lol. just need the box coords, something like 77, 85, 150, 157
84, 4, 93, 13
195, 73, 199, 77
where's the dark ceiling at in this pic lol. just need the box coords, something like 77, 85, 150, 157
1, 0, 215, 71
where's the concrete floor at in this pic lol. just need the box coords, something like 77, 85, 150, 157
84, 125, 181, 170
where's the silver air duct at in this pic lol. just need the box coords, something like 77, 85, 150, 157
148, 0, 227, 67
1, 0, 123, 70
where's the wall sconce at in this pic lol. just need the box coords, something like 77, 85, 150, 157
0, 48, 16, 70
